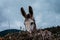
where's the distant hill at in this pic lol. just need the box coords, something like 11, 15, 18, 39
44, 26, 60, 34
0, 29, 20, 37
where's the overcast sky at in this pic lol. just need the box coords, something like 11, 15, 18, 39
0, 0, 60, 31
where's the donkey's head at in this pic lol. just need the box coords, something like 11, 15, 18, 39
21, 6, 36, 33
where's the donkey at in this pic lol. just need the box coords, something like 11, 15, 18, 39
21, 6, 36, 33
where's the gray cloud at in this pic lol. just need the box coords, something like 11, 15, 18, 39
0, 0, 60, 31
32, 0, 60, 28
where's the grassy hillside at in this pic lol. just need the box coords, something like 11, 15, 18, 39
0, 26, 60, 37
0, 26, 60, 40
0, 29, 20, 37
44, 26, 60, 34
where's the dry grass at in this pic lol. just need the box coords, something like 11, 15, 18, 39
0, 30, 59, 40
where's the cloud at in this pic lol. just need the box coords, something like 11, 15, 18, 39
0, 21, 25, 31
32, 1, 40, 9
0, 22, 9, 31
0, 0, 26, 31
35, 13, 42, 24
31, 0, 60, 29
0, 0, 60, 31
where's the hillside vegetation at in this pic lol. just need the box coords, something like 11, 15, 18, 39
0, 26, 60, 40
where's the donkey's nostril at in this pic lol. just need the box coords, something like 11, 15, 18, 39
31, 22, 34, 25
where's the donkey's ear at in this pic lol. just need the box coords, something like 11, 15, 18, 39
21, 7, 26, 18
29, 6, 33, 17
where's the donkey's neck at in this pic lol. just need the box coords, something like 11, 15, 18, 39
33, 18, 37, 31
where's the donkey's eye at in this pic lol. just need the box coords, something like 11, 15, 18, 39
31, 22, 34, 25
